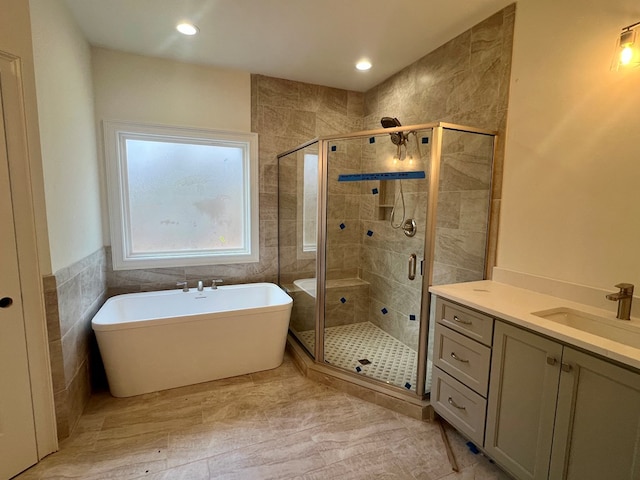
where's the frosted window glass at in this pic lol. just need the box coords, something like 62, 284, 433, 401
104, 120, 258, 270
303, 154, 318, 252
124, 139, 245, 254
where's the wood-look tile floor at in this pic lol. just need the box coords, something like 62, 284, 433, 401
16, 354, 511, 480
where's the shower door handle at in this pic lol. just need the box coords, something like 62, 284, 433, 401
408, 254, 416, 280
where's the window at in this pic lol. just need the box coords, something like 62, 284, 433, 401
302, 153, 318, 252
103, 121, 259, 270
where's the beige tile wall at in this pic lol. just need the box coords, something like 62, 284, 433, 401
262, 75, 365, 287
325, 141, 363, 282
265, 77, 366, 335
353, 133, 430, 350
43, 247, 107, 439
434, 131, 496, 284
277, 147, 318, 287
360, 5, 515, 347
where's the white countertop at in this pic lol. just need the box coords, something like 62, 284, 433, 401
429, 280, 640, 371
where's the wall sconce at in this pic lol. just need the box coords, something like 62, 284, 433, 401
612, 21, 640, 70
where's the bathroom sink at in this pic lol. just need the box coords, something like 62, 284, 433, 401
532, 307, 640, 349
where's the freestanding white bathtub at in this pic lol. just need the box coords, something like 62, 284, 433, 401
92, 282, 293, 397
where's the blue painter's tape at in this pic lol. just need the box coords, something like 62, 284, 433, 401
369, 137, 375, 144
466, 442, 480, 454
340, 297, 346, 304
409, 314, 416, 321
338, 171, 426, 182
355, 366, 362, 372
372, 188, 379, 195
421, 137, 429, 144
405, 382, 412, 389
381, 307, 388, 315
366, 230, 373, 237
339, 223, 346, 230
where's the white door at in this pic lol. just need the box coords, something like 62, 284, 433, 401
0, 74, 39, 478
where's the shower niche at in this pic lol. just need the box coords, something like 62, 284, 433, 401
278, 122, 496, 400
376, 180, 396, 220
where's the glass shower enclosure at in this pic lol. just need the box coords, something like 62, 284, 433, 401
278, 122, 496, 399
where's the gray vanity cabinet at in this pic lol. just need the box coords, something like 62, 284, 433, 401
484, 321, 563, 480
485, 320, 640, 480
548, 347, 640, 480
431, 298, 494, 446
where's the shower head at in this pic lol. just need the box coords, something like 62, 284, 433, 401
381, 117, 402, 129
381, 117, 406, 146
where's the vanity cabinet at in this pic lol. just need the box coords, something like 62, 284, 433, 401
484, 321, 563, 480
431, 298, 494, 446
548, 347, 640, 480
485, 320, 640, 480
430, 295, 640, 480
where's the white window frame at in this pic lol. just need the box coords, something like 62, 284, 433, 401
103, 120, 259, 270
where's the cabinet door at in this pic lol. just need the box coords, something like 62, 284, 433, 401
485, 321, 563, 480
549, 348, 640, 480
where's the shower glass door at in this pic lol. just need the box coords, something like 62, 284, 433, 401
424, 127, 496, 393
278, 142, 319, 358
321, 129, 431, 392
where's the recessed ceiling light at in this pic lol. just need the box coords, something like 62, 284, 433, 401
176, 23, 199, 36
355, 59, 372, 71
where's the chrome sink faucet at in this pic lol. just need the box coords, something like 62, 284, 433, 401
606, 283, 634, 320
176, 281, 189, 292
197, 280, 204, 292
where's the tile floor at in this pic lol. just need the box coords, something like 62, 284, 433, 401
297, 322, 420, 391
16, 354, 511, 480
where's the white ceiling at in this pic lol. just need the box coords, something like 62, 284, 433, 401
63, 0, 514, 92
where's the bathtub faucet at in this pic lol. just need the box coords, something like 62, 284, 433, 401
211, 279, 224, 290
176, 281, 188, 293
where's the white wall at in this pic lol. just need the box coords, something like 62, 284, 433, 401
1, 0, 51, 274
30, 0, 103, 274
498, 0, 640, 290
91, 47, 251, 244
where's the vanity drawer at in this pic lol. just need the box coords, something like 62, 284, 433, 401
432, 367, 487, 446
436, 298, 494, 346
434, 323, 491, 397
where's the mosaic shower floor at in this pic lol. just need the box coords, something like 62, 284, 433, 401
297, 321, 428, 392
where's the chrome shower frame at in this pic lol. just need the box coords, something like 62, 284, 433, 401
277, 121, 498, 403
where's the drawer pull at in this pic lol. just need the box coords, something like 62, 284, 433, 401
450, 352, 469, 363
447, 397, 466, 410
452, 315, 472, 325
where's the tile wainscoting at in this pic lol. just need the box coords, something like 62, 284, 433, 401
45, 245, 279, 440
43, 247, 107, 439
